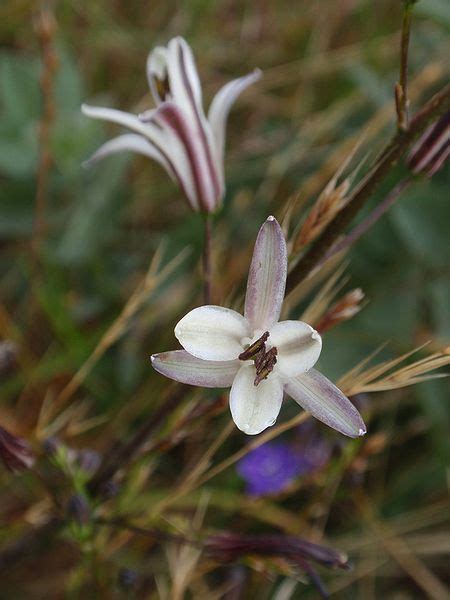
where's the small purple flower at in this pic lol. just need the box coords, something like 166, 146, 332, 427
237, 441, 309, 497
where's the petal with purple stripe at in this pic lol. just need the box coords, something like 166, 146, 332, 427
285, 369, 366, 438
244, 216, 287, 331
151, 350, 239, 387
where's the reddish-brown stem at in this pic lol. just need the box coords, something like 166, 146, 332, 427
286, 83, 450, 294
202, 214, 213, 304
395, 2, 414, 131
322, 177, 411, 263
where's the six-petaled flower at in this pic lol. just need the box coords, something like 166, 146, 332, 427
152, 216, 367, 437
82, 36, 261, 213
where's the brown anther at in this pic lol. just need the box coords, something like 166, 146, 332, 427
238, 332, 269, 361
155, 75, 171, 101
239, 332, 278, 387
254, 347, 277, 386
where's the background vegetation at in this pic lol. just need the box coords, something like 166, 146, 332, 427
0, 1, 449, 597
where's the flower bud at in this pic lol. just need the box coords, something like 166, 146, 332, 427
407, 111, 449, 177
0, 425, 35, 473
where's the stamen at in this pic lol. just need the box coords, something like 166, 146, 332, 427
238, 332, 269, 361
238, 332, 278, 387
155, 74, 171, 101
254, 347, 277, 386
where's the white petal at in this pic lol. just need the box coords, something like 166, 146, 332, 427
82, 103, 200, 210
82, 104, 155, 138
244, 216, 287, 331
83, 133, 174, 177
175, 306, 251, 361
208, 69, 261, 165
166, 37, 204, 122
151, 350, 239, 388
230, 365, 284, 435
165, 38, 223, 210
152, 102, 220, 212
285, 369, 367, 438
269, 320, 322, 378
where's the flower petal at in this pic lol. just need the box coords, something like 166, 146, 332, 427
166, 37, 204, 122
208, 69, 261, 165
269, 320, 322, 378
285, 369, 366, 438
230, 365, 284, 435
81, 104, 155, 138
175, 306, 251, 361
244, 216, 287, 331
82, 103, 200, 211
151, 350, 239, 388
165, 38, 223, 210
152, 102, 220, 212
83, 133, 174, 176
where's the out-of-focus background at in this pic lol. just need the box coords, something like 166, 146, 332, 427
0, 1, 449, 598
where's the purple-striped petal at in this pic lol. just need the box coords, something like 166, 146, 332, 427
285, 369, 366, 438
175, 305, 251, 362
230, 365, 284, 435
164, 38, 223, 211
269, 320, 322, 378
244, 216, 287, 331
82, 103, 200, 211
208, 69, 261, 166
83, 133, 174, 175
152, 102, 220, 212
151, 350, 239, 388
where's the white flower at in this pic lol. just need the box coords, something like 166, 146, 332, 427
152, 216, 367, 437
82, 36, 261, 213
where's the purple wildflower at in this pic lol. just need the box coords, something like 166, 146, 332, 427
236, 440, 310, 497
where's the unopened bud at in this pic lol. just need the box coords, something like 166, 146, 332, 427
0, 425, 35, 473
408, 111, 449, 177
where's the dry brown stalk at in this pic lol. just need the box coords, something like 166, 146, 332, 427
50, 244, 189, 414
315, 288, 365, 334
293, 142, 362, 253
337, 344, 450, 396
357, 493, 449, 600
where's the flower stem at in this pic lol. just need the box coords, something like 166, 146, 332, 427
322, 177, 411, 263
395, 1, 415, 131
202, 213, 213, 304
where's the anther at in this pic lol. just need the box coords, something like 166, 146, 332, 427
238, 332, 270, 361
254, 347, 277, 386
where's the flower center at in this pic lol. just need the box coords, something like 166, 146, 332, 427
238, 331, 278, 387
154, 73, 171, 101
